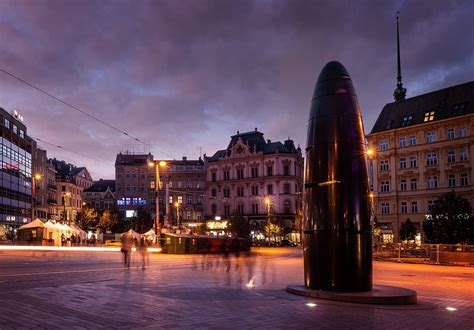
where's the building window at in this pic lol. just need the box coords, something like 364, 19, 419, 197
4, 118, 9, 128
460, 148, 468, 161
461, 173, 468, 186
452, 103, 466, 116
283, 183, 291, 194
187, 195, 192, 204
448, 175, 456, 187
252, 203, 259, 214
267, 184, 273, 195
223, 188, 230, 198
169, 196, 173, 204
236, 169, 244, 179
380, 160, 389, 171
399, 137, 406, 148
237, 186, 244, 197
251, 167, 259, 178
211, 172, 216, 182
427, 176, 438, 189
150, 181, 155, 189
211, 189, 217, 198
379, 139, 389, 151
447, 150, 455, 163
401, 116, 412, 127
251, 185, 259, 196
126, 172, 130, 178
380, 181, 390, 193
409, 156, 417, 168
426, 131, 437, 143
410, 178, 417, 190
237, 204, 244, 215
386, 120, 393, 129
126, 185, 131, 191
178, 195, 183, 204
411, 201, 418, 213
409, 135, 417, 146
400, 202, 408, 214
423, 111, 435, 122
19, 129, 25, 138
427, 200, 434, 212
211, 204, 217, 216
426, 153, 437, 166
284, 200, 291, 214
283, 165, 290, 176
459, 127, 467, 138
224, 204, 230, 216
447, 128, 455, 140
118, 185, 122, 192
186, 211, 191, 220
267, 166, 273, 176
12, 125, 17, 134
223, 170, 230, 181
399, 158, 407, 169
381, 202, 390, 214
400, 179, 407, 191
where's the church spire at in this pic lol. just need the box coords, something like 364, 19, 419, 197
393, 11, 407, 102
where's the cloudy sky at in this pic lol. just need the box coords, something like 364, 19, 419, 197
0, 0, 473, 179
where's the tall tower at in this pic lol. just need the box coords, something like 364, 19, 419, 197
393, 12, 407, 102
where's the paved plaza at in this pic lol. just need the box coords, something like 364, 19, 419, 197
0, 247, 473, 329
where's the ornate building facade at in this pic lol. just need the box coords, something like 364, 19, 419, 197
205, 129, 304, 239
366, 81, 474, 243
82, 179, 116, 211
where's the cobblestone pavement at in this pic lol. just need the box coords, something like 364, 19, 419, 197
0, 248, 473, 329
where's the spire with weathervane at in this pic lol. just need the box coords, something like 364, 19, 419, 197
393, 12, 407, 102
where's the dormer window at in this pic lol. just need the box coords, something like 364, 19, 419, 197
423, 111, 435, 122
401, 116, 412, 127
452, 103, 466, 116
385, 120, 393, 129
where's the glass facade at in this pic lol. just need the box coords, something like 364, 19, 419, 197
0, 110, 32, 239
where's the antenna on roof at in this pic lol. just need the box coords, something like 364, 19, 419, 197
394, 11, 407, 102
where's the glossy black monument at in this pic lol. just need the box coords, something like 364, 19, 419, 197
303, 61, 372, 292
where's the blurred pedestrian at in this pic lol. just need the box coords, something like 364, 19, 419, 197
61, 233, 66, 246
121, 232, 132, 268
138, 235, 149, 270
91, 233, 97, 246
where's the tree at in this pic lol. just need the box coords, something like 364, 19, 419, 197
77, 205, 99, 231
400, 218, 417, 242
263, 222, 283, 242
422, 191, 473, 244
99, 209, 119, 232
131, 207, 153, 233
228, 214, 250, 239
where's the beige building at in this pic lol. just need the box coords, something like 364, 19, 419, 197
205, 129, 304, 240
49, 159, 93, 224
366, 81, 474, 243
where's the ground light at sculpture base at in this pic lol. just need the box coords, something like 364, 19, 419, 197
286, 60, 417, 305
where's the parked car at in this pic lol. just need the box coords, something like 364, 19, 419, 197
281, 239, 297, 247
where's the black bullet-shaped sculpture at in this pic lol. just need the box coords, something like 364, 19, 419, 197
304, 61, 372, 292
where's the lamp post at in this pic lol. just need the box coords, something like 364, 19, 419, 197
174, 201, 181, 228
264, 197, 271, 241
148, 160, 167, 240
31, 173, 42, 221
62, 191, 71, 225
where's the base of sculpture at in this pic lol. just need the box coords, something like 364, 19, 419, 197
286, 284, 417, 305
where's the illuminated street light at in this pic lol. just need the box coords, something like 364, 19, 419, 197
62, 191, 72, 225
175, 201, 181, 227
366, 148, 375, 156
31, 173, 42, 221
148, 160, 167, 240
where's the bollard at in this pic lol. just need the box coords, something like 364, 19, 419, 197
397, 243, 401, 262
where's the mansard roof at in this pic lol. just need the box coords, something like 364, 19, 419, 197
370, 81, 474, 134
84, 179, 116, 193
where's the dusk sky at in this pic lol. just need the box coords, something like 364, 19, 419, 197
0, 0, 473, 179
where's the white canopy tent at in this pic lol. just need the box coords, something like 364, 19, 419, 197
70, 223, 87, 241
19, 219, 45, 230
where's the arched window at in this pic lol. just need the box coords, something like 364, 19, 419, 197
211, 204, 217, 216
284, 200, 291, 214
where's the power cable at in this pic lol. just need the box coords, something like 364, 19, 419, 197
0, 68, 174, 158
33, 136, 114, 165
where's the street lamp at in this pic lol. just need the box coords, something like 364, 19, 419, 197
62, 191, 71, 225
264, 198, 271, 241
31, 173, 42, 221
174, 201, 181, 228
148, 160, 167, 239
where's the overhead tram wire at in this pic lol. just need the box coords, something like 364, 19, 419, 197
33, 136, 114, 165
0, 68, 174, 159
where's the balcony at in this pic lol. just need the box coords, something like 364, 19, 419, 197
47, 199, 57, 205
48, 184, 57, 190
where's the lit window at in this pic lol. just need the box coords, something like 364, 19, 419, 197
424, 111, 435, 122
12, 125, 17, 134
4, 118, 9, 128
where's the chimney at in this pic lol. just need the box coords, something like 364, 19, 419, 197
182, 156, 187, 161
237, 131, 239, 135
267, 139, 271, 144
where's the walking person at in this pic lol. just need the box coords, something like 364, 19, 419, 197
138, 235, 149, 270
120, 232, 132, 268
